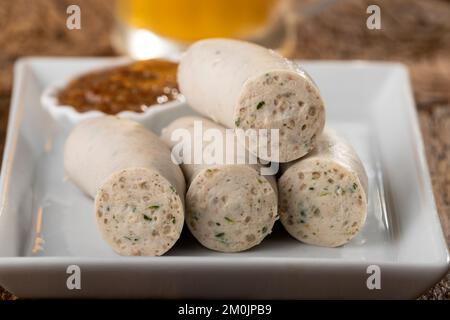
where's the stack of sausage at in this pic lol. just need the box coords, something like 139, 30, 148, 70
64, 39, 368, 256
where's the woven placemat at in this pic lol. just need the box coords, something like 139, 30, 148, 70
0, 0, 448, 299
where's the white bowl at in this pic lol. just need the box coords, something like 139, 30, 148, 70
40, 59, 185, 128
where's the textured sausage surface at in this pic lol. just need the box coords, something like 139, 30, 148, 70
178, 38, 325, 163
278, 129, 368, 247
162, 116, 278, 252
64, 116, 185, 256
95, 167, 184, 256
186, 165, 277, 252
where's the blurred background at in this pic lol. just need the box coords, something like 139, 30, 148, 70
0, 0, 449, 299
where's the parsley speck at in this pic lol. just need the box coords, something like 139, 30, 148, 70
256, 101, 265, 110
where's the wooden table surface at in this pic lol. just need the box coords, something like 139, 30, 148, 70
0, 0, 449, 300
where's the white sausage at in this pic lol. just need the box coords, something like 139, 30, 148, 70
178, 38, 325, 163
161, 116, 278, 252
64, 116, 185, 256
278, 129, 368, 247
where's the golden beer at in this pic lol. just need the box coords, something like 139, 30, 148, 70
115, 0, 280, 57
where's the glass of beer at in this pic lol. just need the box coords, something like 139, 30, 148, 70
113, 0, 281, 59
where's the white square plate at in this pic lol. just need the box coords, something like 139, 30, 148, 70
0, 58, 448, 299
